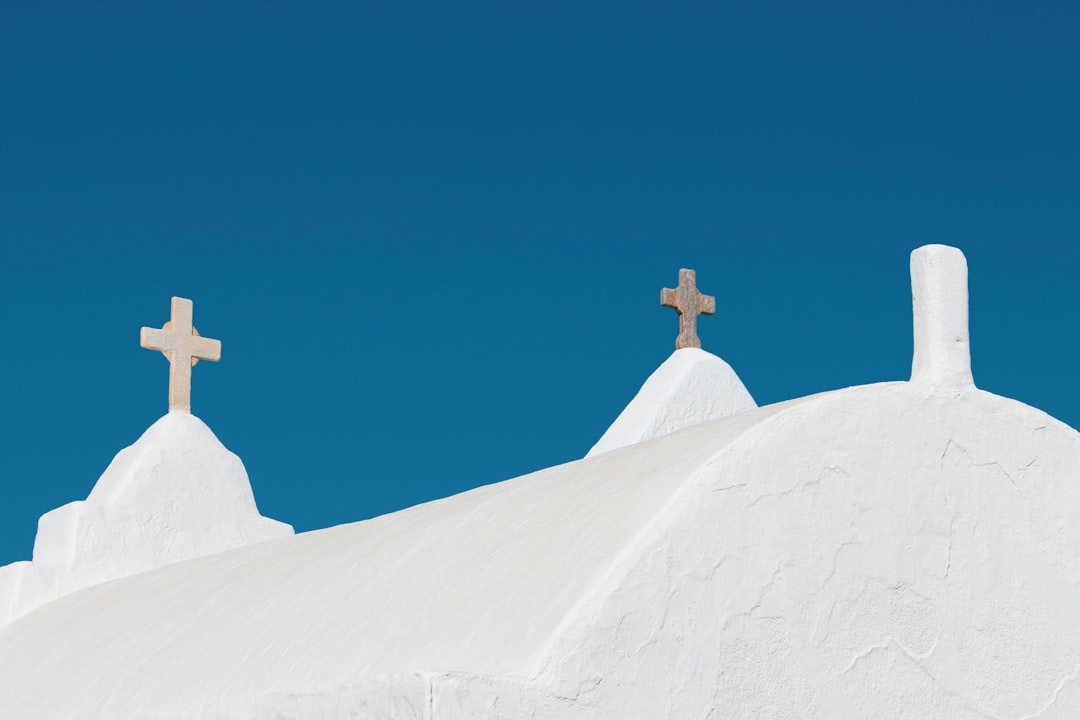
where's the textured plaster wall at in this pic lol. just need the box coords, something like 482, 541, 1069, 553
531, 383, 1080, 719
113, 382, 1080, 720
0, 412, 292, 626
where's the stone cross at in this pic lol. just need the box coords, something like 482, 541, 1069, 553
140, 297, 222, 413
909, 244, 974, 389
661, 268, 716, 350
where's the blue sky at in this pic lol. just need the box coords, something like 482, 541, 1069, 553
1, 2, 1078, 566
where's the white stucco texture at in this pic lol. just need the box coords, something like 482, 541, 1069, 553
910, 244, 975, 389
0, 412, 292, 627
3, 380, 1079, 719
586, 346, 757, 457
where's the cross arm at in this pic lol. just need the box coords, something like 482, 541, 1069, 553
190, 335, 222, 363
660, 287, 680, 310
141, 326, 176, 353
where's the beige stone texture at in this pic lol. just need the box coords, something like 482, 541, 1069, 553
660, 268, 716, 349
140, 297, 221, 413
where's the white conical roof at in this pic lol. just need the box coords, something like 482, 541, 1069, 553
0, 412, 291, 626
587, 347, 756, 457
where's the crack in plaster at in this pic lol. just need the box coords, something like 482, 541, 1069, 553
942, 440, 1020, 490
743, 464, 850, 509
1018, 661, 1080, 719
839, 638, 1003, 720
719, 565, 784, 635
810, 540, 862, 597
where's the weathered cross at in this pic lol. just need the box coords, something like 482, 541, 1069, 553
661, 268, 716, 350
140, 297, 222, 413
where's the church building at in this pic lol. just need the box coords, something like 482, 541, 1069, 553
2, 245, 1078, 719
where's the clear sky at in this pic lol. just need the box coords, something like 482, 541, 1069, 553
1, 2, 1078, 566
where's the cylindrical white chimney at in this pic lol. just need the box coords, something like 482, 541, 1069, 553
910, 244, 975, 389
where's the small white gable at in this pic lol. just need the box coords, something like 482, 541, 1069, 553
587, 347, 757, 456
0, 412, 291, 626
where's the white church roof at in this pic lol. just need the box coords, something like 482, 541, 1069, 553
0, 412, 291, 628
2, 245, 1079, 719
0, 396, 795, 717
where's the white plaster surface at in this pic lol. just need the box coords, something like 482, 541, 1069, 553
0, 412, 292, 627
911, 244, 975, 389
586, 346, 757, 457
3, 382, 1080, 719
